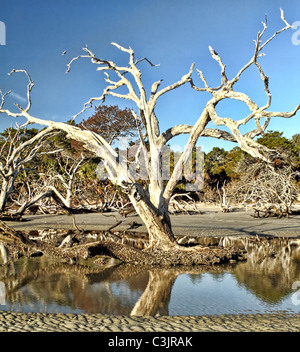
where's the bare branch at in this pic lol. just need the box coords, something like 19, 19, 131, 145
229, 9, 291, 87
158, 124, 193, 145
66, 53, 91, 73
135, 57, 160, 67
0, 70, 35, 126
158, 124, 237, 145
150, 80, 163, 97
8, 69, 34, 113
261, 103, 300, 119
187, 9, 298, 165
66, 46, 116, 74
201, 128, 236, 142
150, 63, 194, 107
208, 46, 228, 84
0, 89, 11, 110
260, 8, 291, 50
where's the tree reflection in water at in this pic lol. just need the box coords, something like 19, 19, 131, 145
0, 236, 299, 315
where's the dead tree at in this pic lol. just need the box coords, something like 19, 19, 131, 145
236, 163, 300, 217
0, 10, 299, 265
217, 181, 232, 213
14, 153, 86, 215
169, 192, 200, 215
0, 124, 54, 213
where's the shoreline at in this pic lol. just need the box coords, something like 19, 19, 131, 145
0, 311, 300, 332
4, 206, 300, 238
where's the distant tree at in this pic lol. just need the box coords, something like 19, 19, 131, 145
79, 105, 137, 144
204, 146, 248, 187
205, 147, 229, 186
256, 131, 299, 167
292, 134, 300, 147
222, 147, 248, 179
291, 134, 300, 165
257, 130, 292, 149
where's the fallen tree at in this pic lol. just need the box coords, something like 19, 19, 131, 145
0, 10, 299, 265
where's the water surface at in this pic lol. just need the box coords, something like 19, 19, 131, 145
0, 235, 300, 316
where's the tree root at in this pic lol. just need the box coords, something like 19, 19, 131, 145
87, 241, 247, 266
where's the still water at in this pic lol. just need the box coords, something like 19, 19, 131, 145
0, 235, 300, 316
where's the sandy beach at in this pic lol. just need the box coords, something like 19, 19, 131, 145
0, 311, 300, 332
6, 205, 300, 237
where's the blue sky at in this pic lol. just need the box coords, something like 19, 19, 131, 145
0, 0, 299, 152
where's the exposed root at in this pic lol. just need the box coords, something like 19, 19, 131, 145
87, 241, 247, 266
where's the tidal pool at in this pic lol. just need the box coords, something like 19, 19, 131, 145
0, 235, 300, 316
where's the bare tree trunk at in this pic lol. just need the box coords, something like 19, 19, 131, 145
0, 179, 9, 212
0, 176, 16, 213
127, 184, 177, 249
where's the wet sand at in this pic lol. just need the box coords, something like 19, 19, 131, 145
5, 206, 300, 237
0, 311, 299, 332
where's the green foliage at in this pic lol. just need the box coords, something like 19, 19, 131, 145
291, 134, 300, 162
257, 130, 300, 168
79, 158, 99, 179
204, 147, 247, 186
257, 131, 294, 151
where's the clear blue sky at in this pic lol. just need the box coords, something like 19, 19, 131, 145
0, 0, 299, 152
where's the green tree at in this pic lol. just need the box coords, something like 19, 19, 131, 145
291, 134, 300, 162
256, 131, 299, 168
205, 147, 230, 186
